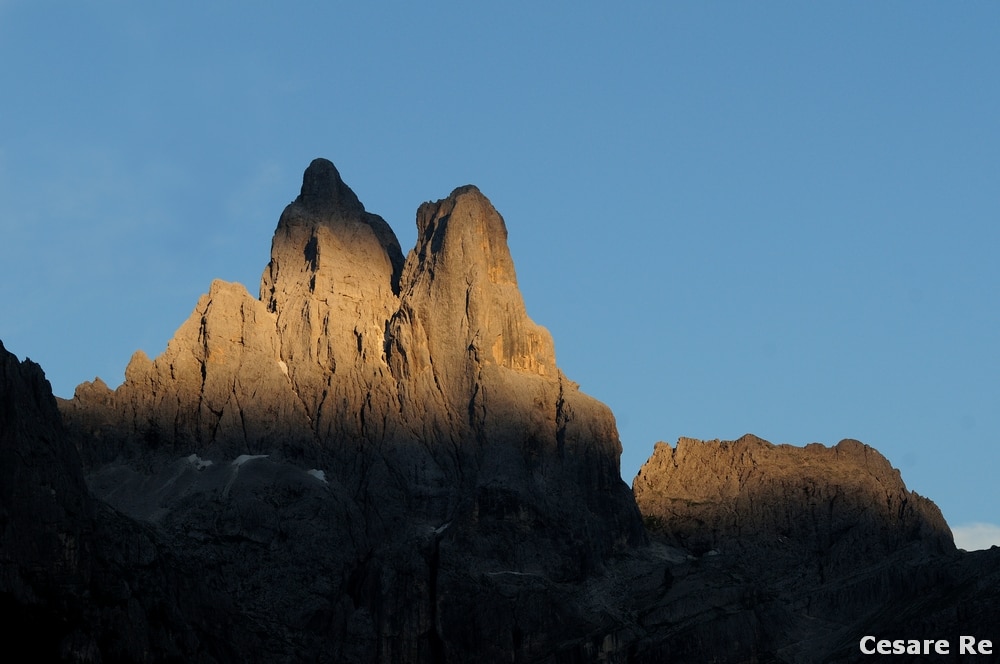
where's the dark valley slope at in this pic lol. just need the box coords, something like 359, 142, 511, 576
1, 159, 996, 662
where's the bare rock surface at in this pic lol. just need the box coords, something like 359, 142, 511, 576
259, 158, 403, 450
1, 340, 91, 608
634, 433, 953, 565
626, 434, 999, 663
14, 324, 1000, 662
57, 158, 645, 661
68, 280, 313, 466
13, 158, 995, 662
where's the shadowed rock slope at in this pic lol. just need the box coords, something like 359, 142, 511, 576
1, 340, 251, 662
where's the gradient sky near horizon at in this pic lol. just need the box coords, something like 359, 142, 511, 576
2, 2, 998, 548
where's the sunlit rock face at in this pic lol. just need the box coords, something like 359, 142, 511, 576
16, 326, 1000, 663
384, 182, 645, 577
69, 280, 314, 462
259, 158, 404, 448
623, 434, 979, 663
58, 158, 645, 660
633, 433, 954, 566
62, 159, 642, 561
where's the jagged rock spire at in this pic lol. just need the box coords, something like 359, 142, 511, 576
62, 159, 644, 576
392, 184, 555, 379
297, 158, 365, 216
261, 157, 404, 308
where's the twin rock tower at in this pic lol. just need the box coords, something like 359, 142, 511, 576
67, 157, 644, 588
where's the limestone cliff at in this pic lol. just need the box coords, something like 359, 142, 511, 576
1, 340, 91, 601
633, 433, 954, 567
623, 434, 992, 663
63, 161, 642, 567
259, 158, 403, 448
13, 332, 1000, 663
69, 280, 313, 463
57, 159, 645, 660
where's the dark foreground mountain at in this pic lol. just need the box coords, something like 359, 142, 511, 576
3, 160, 998, 662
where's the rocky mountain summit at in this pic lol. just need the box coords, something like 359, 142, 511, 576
628, 435, 1000, 661
57, 158, 645, 660
634, 434, 953, 565
4, 159, 998, 662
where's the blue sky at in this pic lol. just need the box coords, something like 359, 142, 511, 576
2, 2, 998, 548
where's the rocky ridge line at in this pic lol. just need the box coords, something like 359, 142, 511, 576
625, 434, 995, 663
634, 433, 954, 566
36, 158, 998, 662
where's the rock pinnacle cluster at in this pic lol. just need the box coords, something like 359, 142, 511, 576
2, 158, 995, 662
59, 159, 645, 659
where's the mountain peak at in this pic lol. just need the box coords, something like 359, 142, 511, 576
296, 157, 364, 217
14, 157, 998, 662
63, 157, 642, 576
634, 434, 954, 563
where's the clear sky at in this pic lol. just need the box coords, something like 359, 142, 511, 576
2, 2, 998, 549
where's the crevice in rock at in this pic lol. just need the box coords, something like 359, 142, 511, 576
426, 529, 446, 663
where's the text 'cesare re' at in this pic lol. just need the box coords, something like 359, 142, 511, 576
860, 635, 992, 656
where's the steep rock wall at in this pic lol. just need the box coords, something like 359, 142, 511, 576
58, 159, 645, 660
633, 433, 954, 569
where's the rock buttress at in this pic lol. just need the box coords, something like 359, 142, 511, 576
633, 433, 954, 567
62, 279, 314, 463
387, 185, 645, 578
